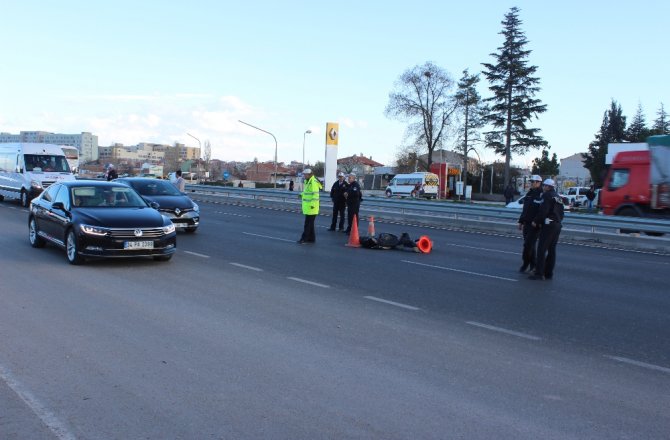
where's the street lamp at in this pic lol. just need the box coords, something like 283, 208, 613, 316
239, 120, 278, 188
186, 132, 201, 182
467, 147, 483, 193
302, 130, 312, 172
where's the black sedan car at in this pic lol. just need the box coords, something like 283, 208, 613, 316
28, 181, 177, 264
115, 177, 200, 232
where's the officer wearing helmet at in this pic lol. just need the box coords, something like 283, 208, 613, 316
529, 178, 565, 280
517, 175, 544, 272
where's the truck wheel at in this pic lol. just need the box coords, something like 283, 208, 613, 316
617, 208, 640, 234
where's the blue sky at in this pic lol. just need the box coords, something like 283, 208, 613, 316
1, 1, 668, 168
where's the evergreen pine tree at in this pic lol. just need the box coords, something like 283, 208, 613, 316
583, 100, 627, 187
531, 149, 559, 176
652, 103, 669, 135
455, 69, 487, 190
625, 103, 649, 142
482, 7, 548, 188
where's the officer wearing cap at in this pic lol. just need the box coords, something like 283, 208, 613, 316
343, 173, 362, 234
529, 178, 565, 280
298, 168, 323, 244
517, 175, 544, 272
328, 172, 348, 231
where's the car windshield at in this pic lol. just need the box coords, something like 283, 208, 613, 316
25, 154, 71, 172
71, 186, 148, 208
129, 180, 182, 196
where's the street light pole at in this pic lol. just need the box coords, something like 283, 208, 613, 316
186, 132, 202, 182
239, 120, 278, 188
302, 130, 312, 172
467, 147, 482, 193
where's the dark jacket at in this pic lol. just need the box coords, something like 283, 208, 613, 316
330, 179, 348, 204
344, 181, 362, 206
533, 189, 565, 226
518, 187, 543, 225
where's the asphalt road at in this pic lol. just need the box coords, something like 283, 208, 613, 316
1, 198, 669, 439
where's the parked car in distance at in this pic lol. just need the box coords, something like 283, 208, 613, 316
28, 181, 176, 265
506, 194, 571, 211
561, 186, 591, 207
115, 177, 200, 233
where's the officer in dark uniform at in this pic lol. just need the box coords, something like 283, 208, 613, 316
517, 175, 544, 272
343, 173, 362, 234
529, 178, 565, 280
328, 172, 348, 231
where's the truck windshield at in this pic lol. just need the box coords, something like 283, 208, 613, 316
25, 154, 71, 173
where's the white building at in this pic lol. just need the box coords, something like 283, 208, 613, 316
0, 131, 99, 162
559, 153, 591, 185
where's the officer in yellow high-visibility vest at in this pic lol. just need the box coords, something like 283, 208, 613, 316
298, 168, 323, 244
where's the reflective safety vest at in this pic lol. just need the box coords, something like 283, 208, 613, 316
301, 176, 322, 215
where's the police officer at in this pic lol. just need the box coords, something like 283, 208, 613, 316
298, 168, 323, 244
529, 178, 565, 280
328, 172, 348, 231
517, 175, 544, 272
343, 173, 362, 234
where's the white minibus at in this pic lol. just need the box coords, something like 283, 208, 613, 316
0, 143, 76, 206
385, 172, 439, 199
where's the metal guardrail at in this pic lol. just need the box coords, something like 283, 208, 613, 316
186, 185, 670, 252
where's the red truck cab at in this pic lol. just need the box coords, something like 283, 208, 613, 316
601, 135, 670, 218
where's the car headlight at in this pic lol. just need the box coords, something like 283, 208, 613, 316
192, 202, 199, 212
80, 224, 109, 236
163, 223, 176, 234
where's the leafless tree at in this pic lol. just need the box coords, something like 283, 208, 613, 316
385, 62, 459, 170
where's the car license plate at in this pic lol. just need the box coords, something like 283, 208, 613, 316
124, 241, 154, 250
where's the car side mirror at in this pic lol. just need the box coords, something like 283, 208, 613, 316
518, 199, 523, 204
149, 201, 160, 209
52, 202, 65, 211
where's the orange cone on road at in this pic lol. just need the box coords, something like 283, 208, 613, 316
346, 215, 361, 247
368, 216, 375, 236
417, 235, 432, 254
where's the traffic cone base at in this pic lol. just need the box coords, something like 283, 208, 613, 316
368, 215, 375, 236
346, 215, 361, 247
417, 235, 432, 254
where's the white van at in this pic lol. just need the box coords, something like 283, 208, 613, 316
385, 172, 439, 199
0, 143, 76, 206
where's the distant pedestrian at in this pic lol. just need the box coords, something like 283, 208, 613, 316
343, 173, 362, 234
297, 168, 322, 244
328, 172, 348, 231
289, 180, 294, 191
106, 165, 118, 181
504, 183, 515, 205
238, 181, 243, 188
529, 179, 565, 280
517, 175, 543, 273
586, 185, 596, 210
173, 170, 186, 192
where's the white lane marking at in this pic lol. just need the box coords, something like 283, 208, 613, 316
605, 355, 670, 374
466, 321, 542, 341
287, 277, 330, 288
446, 243, 519, 255
243, 232, 295, 243
230, 262, 263, 272
364, 296, 420, 311
402, 260, 518, 282
0, 363, 77, 440
183, 250, 210, 258
216, 211, 250, 217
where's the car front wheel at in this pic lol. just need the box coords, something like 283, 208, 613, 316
66, 230, 84, 265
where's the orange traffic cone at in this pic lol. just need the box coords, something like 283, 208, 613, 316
416, 235, 432, 254
346, 215, 361, 247
368, 216, 375, 236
